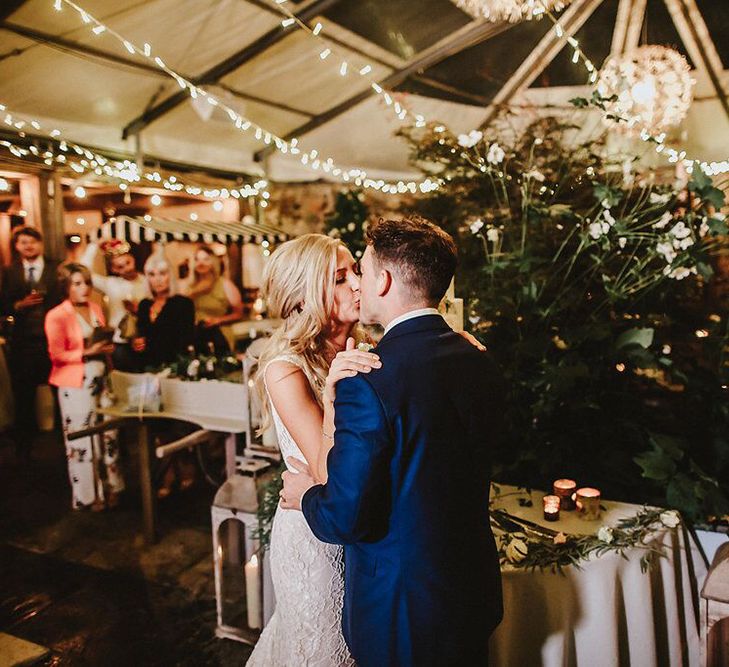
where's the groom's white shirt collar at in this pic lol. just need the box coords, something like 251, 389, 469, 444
383, 307, 441, 335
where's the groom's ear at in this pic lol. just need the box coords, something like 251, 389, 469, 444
376, 267, 392, 297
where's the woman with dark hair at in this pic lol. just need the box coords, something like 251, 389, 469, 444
45, 263, 124, 511
185, 245, 243, 353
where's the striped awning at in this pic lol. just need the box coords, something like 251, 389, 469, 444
89, 215, 288, 245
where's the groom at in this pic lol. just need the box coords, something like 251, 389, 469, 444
281, 216, 504, 666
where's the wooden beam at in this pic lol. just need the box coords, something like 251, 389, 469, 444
0, 0, 29, 22
663, 0, 729, 122
611, 0, 634, 54
0, 22, 314, 120
254, 19, 512, 161
411, 75, 492, 106
121, 0, 344, 139
624, 0, 648, 52
479, 0, 605, 130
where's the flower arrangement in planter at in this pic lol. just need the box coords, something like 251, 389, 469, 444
398, 110, 729, 522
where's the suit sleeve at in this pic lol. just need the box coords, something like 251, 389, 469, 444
301, 374, 392, 545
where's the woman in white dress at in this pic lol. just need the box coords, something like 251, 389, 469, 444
246, 234, 381, 666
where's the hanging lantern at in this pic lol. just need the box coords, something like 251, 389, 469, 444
450, 0, 572, 22
596, 46, 694, 136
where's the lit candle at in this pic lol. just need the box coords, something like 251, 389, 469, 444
245, 553, 262, 630
553, 479, 577, 511
543, 495, 560, 522
574, 487, 601, 521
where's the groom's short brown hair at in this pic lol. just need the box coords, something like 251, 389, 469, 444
364, 216, 457, 305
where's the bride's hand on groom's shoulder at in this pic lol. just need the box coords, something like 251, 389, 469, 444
324, 337, 382, 403
458, 330, 486, 352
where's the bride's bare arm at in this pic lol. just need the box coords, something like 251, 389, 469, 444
265, 362, 328, 484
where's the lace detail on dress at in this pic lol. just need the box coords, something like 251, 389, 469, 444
247, 355, 354, 667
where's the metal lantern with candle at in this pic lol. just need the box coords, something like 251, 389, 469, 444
211, 457, 273, 643
574, 487, 601, 521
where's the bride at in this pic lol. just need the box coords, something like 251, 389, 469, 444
248, 233, 482, 665
247, 233, 379, 666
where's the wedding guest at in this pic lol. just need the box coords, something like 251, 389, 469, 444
133, 253, 195, 368
45, 263, 124, 510
185, 245, 243, 353
133, 253, 196, 497
80, 240, 148, 371
0, 226, 62, 457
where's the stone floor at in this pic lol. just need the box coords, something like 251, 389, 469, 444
0, 430, 252, 665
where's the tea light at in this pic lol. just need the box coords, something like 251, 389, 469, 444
543, 495, 560, 522
553, 479, 577, 511
574, 487, 601, 521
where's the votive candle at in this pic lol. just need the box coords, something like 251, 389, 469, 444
553, 479, 577, 511
574, 487, 601, 521
543, 495, 560, 522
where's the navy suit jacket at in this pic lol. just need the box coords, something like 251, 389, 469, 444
302, 314, 504, 667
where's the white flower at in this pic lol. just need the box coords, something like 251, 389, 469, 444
618, 237, 627, 249
457, 130, 483, 148
715, 212, 726, 221
649, 192, 671, 205
357, 342, 374, 352
603, 209, 616, 226
588, 221, 610, 240
470, 219, 484, 234
524, 168, 545, 182
347, 222, 356, 232
622, 160, 635, 186
486, 227, 500, 243
699, 219, 710, 238
487, 143, 505, 165
186, 359, 200, 379
653, 211, 672, 229
505, 538, 528, 563
667, 266, 696, 281
674, 236, 694, 251
597, 526, 614, 544
660, 510, 680, 528
656, 241, 677, 264
669, 221, 691, 240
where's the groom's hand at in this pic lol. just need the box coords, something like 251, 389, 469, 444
280, 457, 316, 511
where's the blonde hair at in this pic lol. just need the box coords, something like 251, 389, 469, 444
144, 251, 178, 296
256, 233, 363, 432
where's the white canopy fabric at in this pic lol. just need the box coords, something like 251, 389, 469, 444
90, 215, 288, 245
0, 0, 727, 183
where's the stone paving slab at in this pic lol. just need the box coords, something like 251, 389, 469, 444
0, 632, 50, 667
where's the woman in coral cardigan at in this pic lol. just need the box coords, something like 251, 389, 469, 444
45, 263, 124, 510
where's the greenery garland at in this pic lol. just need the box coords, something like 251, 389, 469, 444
491, 487, 681, 573
255, 463, 285, 550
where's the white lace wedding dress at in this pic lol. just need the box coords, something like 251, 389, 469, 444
246, 356, 355, 667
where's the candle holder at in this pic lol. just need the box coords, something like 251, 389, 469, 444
574, 487, 601, 521
553, 479, 577, 511
542, 495, 560, 522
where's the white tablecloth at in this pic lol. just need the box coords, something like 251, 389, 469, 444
489, 485, 706, 667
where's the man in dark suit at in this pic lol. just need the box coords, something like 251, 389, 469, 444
0, 226, 62, 455
282, 216, 504, 666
